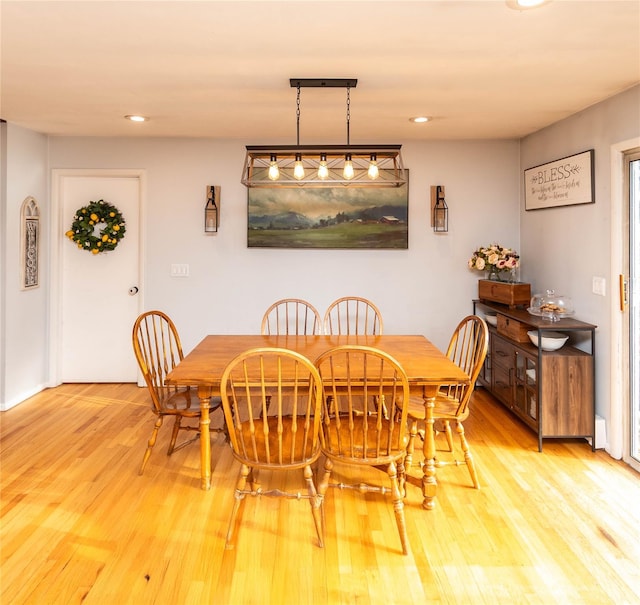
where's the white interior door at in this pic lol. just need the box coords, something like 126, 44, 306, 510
59, 174, 141, 382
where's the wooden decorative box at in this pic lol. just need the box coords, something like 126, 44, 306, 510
478, 279, 531, 308
497, 314, 530, 343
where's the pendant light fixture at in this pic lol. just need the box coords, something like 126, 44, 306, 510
241, 78, 406, 188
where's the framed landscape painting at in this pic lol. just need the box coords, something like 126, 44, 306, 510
247, 175, 409, 249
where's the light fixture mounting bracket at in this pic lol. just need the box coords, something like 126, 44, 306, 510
289, 78, 358, 88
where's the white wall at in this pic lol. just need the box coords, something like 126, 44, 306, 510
520, 84, 640, 456
49, 137, 521, 354
0, 123, 49, 409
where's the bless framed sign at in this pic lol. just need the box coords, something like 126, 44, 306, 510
524, 149, 595, 211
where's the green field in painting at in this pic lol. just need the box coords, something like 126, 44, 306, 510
248, 223, 408, 249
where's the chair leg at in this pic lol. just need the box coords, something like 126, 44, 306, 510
139, 416, 163, 475
456, 421, 480, 489
375, 394, 389, 419
443, 420, 454, 452
167, 416, 182, 456
225, 463, 250, 550
317, 457, 333, 537
250, 468, 260, 493
326, 395, 335, 416
387, 461, 409, 555
405, 418, 419, 469
304, 464, 324, 548
261, 394, 272, 418
397, 454, 407, 498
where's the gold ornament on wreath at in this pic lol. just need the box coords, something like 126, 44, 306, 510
66, 199, 126, 254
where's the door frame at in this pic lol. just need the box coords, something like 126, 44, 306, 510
49, 169, 146, 386
610, 137, 640, 468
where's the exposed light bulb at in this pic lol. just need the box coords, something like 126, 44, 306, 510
435, 206, 446, 231
293, 153, 305, 180
343, 153, 354, 180
318, 153, 329, 179
367, 154, 379, 180
268, 154, 280, 181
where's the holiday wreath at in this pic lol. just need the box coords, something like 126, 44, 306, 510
66, 199, 126, 254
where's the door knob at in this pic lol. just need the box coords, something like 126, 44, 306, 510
128, 286, 139, 295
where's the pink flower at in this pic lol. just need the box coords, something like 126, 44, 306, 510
468, 243, 520, 273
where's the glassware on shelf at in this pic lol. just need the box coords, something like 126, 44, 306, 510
527, 289, 574, 322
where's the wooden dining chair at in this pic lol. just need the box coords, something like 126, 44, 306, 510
219, 347, 324, 549
132, 310, 222, 475
323, 296, 385, 417
315, 345, 411, 555
323, 296, 383, 335
261, 298, 322, 335
404, 315, 489, 488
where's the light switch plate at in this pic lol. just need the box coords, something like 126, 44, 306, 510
592, 276, 606, 296
171, 263, 190, 277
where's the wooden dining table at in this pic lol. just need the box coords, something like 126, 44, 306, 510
165, 334, 469, 510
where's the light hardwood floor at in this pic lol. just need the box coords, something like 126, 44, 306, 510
1, 383, 639, 605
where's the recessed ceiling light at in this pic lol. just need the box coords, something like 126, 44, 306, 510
506, 0, 550, 9
124, 115, 148, 122
409, 116, 431, 123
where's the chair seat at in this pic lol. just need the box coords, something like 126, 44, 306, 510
162, 388, 222, 415
405, 393, 463, 421
233, 415, 321, 468
323, 417, 409, 463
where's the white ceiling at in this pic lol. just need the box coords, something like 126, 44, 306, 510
1, 0, 639, 142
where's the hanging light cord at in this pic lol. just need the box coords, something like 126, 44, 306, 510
296, 84, 301, 146
346, 84, 351, 145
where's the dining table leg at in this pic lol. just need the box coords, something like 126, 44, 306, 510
421, 385, 438, 509
197, 386, 213, 490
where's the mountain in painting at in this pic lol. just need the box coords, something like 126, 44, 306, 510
248, 211, 313, 230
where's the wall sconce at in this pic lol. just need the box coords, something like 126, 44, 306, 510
431, 185, 448, 233
205, 185, 220, 233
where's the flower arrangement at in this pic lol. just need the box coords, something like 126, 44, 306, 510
66, 200, 126, 255
468, 243, 519, 276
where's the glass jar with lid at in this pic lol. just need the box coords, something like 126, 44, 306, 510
528, 290, 574, 321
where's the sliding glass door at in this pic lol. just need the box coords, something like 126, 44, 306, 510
627, 151, 640, 466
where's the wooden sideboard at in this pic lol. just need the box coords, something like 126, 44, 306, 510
473, 299, 596, 452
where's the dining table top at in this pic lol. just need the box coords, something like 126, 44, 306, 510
165, 333, 470, 389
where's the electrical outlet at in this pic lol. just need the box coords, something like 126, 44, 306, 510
592, 276, 606, 296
